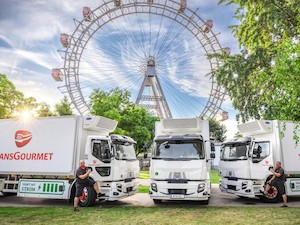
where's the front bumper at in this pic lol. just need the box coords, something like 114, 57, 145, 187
99, 179, 138, 201
149, 180, 210, 201
219, 178, 264, 198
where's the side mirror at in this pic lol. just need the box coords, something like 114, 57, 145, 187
211, 143, 215, 152
210, 152, 215, 159
143, 152, 148, 159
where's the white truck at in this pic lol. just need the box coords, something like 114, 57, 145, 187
219, 120, 300, 202
149, 118, 215, 204
0, 116, 139, 206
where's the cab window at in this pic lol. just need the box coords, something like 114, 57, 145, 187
92, 140, 111, 162
252, 142, 270, 163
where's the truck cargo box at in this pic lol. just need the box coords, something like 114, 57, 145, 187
0, 116, 80, 175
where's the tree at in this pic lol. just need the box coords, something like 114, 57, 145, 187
54, 96, 72, 116
36, 102, 53, 117
208, 118, 227, 142
0, 74, 37, 119
216, 0, 300, 122
90, 88, 159, 155
234, 131, 243, 138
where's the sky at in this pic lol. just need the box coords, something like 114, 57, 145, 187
0, 0, 240, 139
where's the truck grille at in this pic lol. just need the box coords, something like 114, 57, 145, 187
227, 185, 236, 191
168, 189, 186, 194
167, 179, 188, 184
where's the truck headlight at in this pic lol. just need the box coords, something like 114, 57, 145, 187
242, 181, 248, 190
151, 183, 157, 192
197, 183, 205, 193
96, 167, 111, 176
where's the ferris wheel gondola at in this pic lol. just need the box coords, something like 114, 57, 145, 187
52, 0, 229, 120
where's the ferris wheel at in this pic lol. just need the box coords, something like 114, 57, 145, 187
52, 0, 230, 120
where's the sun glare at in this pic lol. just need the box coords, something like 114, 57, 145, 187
20, 110, 34, 120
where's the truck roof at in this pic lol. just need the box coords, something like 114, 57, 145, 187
223, 137, 252, 145
110, 134, 136, 144
154, 134, 203, 141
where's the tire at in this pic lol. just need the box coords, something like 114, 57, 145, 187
79, 186, 96, 207
260, 185, 281, 203
153, 199, 163, 204
200, 199, 209, 205
197, 199, 209, 205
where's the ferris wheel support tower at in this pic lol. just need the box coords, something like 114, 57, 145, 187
136, 57, 172, 118
52, 0, 230, 121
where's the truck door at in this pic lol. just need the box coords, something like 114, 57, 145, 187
249, 141, 272, 180
88, 139, 113, 180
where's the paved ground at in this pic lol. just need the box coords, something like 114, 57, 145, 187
1, 183, 300, 208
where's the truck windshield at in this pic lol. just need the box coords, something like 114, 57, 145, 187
114, 142, 136, 160
153, 140, 205, 160
221, 143, 249, 161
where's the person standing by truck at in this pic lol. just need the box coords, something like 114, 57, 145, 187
74, 160, 102, 211
264, 161, 288, 207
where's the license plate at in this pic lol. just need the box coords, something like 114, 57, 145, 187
170, 194, 185, 199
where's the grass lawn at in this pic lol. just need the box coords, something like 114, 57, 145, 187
139, 170, 150, 179
211, 169, 221, 184
0, 206, 299, 225
138, 185, 149, 193
139, 170, 220, 184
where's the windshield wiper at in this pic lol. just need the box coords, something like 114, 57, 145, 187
222, 158, 247, 161
161, 158, 200, 161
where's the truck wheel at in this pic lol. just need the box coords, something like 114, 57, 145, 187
153, 199, 163, 204
79, 186, 96, 207
200, 199, 209, 205
260, 186, 281, 203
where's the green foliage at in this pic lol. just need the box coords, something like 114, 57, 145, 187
90, 88, 159, 154
216, 0, 300, 122
210, 169, 221, 184
234, 131, 243, 138
36, 102, 53, 117
2, 206, 300, 225
0, 74, 37, 118
54, 96, 72, 116
137, 185, 149, 193
208, 118, 227, 142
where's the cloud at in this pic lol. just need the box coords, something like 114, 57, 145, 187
0, 0, 240, 120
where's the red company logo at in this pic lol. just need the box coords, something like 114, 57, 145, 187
15, 130, 32, 148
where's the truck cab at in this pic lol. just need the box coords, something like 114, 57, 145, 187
219, 120, 300, 202
219, 137, 273, 199
85, 134, 139, 203
149, 118, 213, 204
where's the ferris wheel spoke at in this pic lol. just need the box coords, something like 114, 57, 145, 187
155, 19, 194, 63
153, 14, 178, 58
122, 14, 148, 60
105, 15, 146, 61
157, 33, 209, 64
152, 8, 165, 59
55, 1, 226, 118
159, 76, 207, 117
135, 9, 149, 59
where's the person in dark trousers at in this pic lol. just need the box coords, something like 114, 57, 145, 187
74, 160, 102, 211
264, 161, 288, 207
